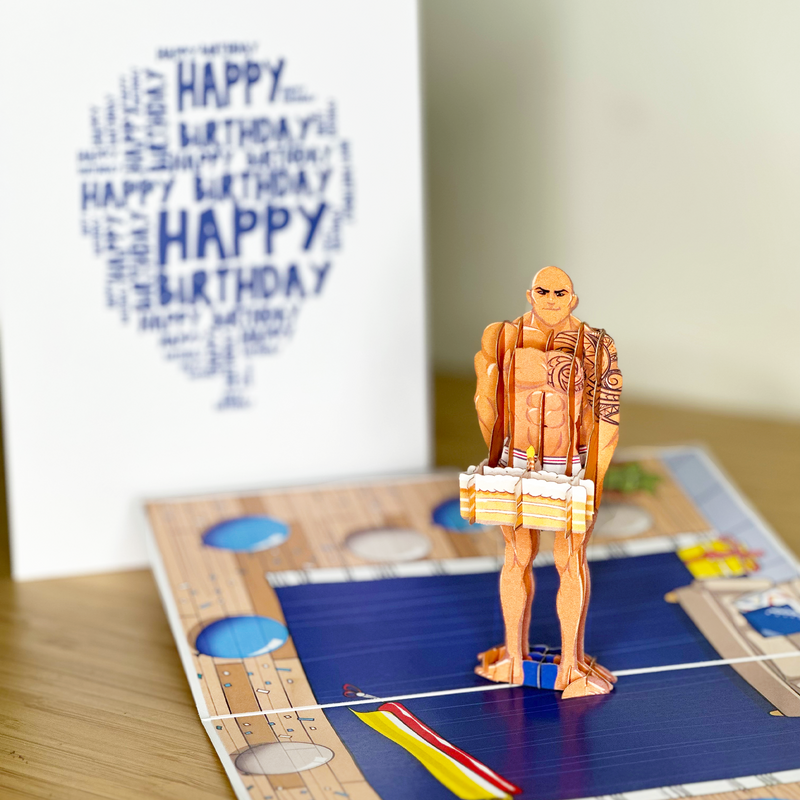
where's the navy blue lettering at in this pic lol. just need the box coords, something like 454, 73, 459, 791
159, 273, 172, 305
197, 208, 227, 260
202, 62, 221, 108
225, 62, 240, 99
234, 207, 257, 255
311, 262, 332, 294
285, 264, 305, 297
262, 266, 279, 298
192, 270, 211, 304
266, 206, 290, 254
216, 268, 230, 302
177, 61, 196, 111
268, 59, 285, 102
159, 210, 188, 265
299, 202, 326, 250
236, 267, 255, 302
245, 61, 261, 104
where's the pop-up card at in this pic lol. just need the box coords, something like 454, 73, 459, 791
0, 0, 428, 579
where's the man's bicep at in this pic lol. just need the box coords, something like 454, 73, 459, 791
592, 336, 621, 502
475, 354, 497, 446
598, 336, 622, 426
474, 323, 504, 446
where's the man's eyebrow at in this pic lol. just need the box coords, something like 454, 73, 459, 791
534, 287, 550, 293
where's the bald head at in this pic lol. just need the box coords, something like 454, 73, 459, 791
526, 266, 579, 329
532, 266, 573, 293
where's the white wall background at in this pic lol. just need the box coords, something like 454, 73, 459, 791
422, 0, 800, 419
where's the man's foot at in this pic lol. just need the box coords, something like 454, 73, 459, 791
475, 646, 527, 685
583, 654, 617, 684
553, 653, 617, 684
561, 674, 614, 699
555, 663, 614, 698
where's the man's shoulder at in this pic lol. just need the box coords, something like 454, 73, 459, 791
481, 316, 525, 340
582, 323, 617, 348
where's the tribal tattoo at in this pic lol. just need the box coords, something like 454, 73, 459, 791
547, 351, 585, 394
552, 328, 621, 426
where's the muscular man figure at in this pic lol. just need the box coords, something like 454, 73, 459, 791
473, 266, 622, 698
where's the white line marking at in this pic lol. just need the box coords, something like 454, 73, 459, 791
613, 650, 800, 676
203, 682, 514, 721
201, 651, 799, 721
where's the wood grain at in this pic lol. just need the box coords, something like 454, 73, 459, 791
0, 373, 797, 798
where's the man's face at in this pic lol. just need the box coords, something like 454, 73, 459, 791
526, 271, 577, 327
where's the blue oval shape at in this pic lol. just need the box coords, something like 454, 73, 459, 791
195, 615, 289, 658
202, 516, 289, 552
432, 497, 487, 533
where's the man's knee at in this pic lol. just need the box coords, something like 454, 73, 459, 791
553, 534, 569, 571
554, 536, 586, 574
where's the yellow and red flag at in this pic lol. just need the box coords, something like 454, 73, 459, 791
353, 702, 521, 800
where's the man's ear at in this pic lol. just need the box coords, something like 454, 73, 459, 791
526, 289, 534, 305
570, 294, 579, 312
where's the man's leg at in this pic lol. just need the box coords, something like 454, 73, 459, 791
476, 525, 538, 684
507, 526, 539, 661
576, 532, 617, 684
553, 532, 612, 697
575, 554, 589, 663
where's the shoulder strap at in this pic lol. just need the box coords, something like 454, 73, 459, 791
506, 319, 525, 465
487, 321, 512, 466
531, 326, 557, 468
564, 322, 584, 477
574, 322, 585, 360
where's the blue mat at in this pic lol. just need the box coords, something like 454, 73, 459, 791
277, 552, 800, 799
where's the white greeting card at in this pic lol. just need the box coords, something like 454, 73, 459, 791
0, 0, 428, 579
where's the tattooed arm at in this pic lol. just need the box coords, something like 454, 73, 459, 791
596, 333, 621, 503
582, 329, 622, 504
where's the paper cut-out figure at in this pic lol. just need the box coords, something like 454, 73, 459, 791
462, 266, 622, 698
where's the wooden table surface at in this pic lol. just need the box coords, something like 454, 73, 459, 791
1, 374, 798, 799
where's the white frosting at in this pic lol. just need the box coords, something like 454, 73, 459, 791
521, 478, 569, 500
525, 468, 591, 487
484, 466, 526, 478
475, 474, 521, 494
